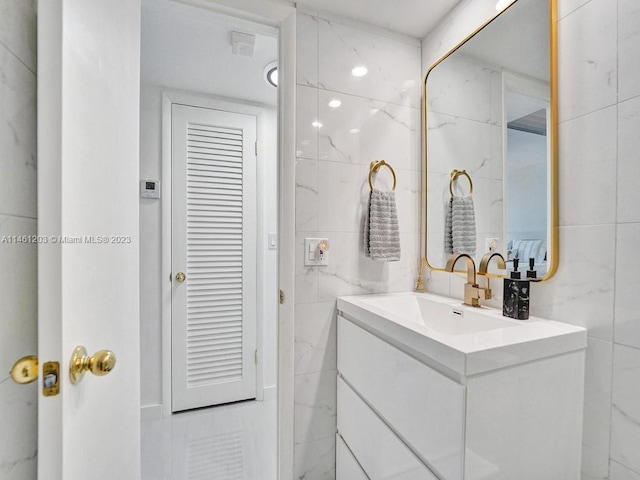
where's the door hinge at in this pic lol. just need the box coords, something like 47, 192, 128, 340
255, 141, 258, 156
279, 289, 285, 305
254, 349, 258, 365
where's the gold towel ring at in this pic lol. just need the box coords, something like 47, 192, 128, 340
449, 169, 473, 197
368, 160, 397, 191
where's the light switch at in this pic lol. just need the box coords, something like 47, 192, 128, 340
268, 233, 277, 250
304, 238, 330, 266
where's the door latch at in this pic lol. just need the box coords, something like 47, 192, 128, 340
10, 356, 60, 397
42, 362, 60, 397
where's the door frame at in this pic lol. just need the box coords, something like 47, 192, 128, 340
161, 91, 270, 411
156, 6, 296, 479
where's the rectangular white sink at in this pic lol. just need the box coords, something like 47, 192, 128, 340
359, 294, 521, 335
337, 292, 586, 377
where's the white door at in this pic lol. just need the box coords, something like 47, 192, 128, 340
37, 0, 141, 478
171, 104, 257, 412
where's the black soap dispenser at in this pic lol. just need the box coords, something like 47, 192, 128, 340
527, 257, 537, 279
503, 258, 530, 320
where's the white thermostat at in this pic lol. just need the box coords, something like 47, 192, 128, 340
140, 180, 161, 199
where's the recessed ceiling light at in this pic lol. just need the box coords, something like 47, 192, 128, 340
370, 108, 380, 115
328, 99, 342, 108
312, 121, 323, 128
351, 66, 368, 77
349, 128, 360, 134
264, 61, 278, 87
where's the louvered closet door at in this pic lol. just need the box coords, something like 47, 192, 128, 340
171, 104, 257, 412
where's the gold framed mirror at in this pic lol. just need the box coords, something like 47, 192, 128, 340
422, 0, 558, 281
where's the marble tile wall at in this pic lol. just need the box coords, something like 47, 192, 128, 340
0, 1, 38, 479
422, 0, 640, 478
294, 10, 422, 479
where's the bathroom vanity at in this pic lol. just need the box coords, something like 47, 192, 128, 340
336, 292, 586, 480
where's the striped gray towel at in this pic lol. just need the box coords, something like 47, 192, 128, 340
363, 189, 401, 261
445, 198, 454, 255
446, 195, 476, 256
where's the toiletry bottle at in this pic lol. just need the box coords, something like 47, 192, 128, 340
503, 258, 530, 320
527, 257, 537, 279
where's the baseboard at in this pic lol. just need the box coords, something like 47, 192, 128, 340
140, 404, 163, 421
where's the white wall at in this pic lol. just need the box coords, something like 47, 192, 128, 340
422, 0, 640, 478
293, 9, 422, 478
139, 0, 278, 409
0, 1, 38, 478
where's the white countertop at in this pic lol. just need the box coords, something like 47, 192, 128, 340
337, 292, 587, 377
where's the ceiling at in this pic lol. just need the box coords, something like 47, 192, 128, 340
142, 0, 279, 106
292, 0, 462, 38
192, 0, 463, 39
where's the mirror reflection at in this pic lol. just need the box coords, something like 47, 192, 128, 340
424, 0, 555, 278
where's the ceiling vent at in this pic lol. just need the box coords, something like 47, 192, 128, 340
231, 31, 256, 57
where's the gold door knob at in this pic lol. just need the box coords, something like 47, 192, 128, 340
10, 355, 38, 384
69, 346, 116, 384
175, 272, 186, 283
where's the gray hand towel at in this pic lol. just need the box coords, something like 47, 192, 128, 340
445, 198, 454, 255
364, 189, 401, 261
450, 195, 476, 256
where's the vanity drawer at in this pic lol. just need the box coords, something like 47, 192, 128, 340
336, 434, 368, 480
338, 315, 465, 480
337, 376, 438, 480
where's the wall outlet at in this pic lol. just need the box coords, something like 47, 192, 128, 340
485, 237, 500, 252
304, 238, 330, 266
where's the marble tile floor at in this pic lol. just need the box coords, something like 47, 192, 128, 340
142, 397, 277, 480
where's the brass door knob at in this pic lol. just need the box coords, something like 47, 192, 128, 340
69, 346, 116, 384
10, 355, 38, 384
175, 272, 186, 283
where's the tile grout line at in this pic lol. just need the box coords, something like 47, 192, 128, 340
611, 459, 640, 478
316, 85, 420, 109
298, 81, 421, 111
559, 101, 618, 126
559, 0, 596, 21
0, 212, 37, 221
314, 14, 321, 306
612, 341, 640, 353
302, 157, 423, 173
607, 0, 621, 477
0, 38, 36, 77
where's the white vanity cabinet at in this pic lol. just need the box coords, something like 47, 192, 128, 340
336, 293, 586, 480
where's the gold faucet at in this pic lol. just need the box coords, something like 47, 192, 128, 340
445, 253, 484, 307
478, 252, 507, 300
415, 257, 428, 292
